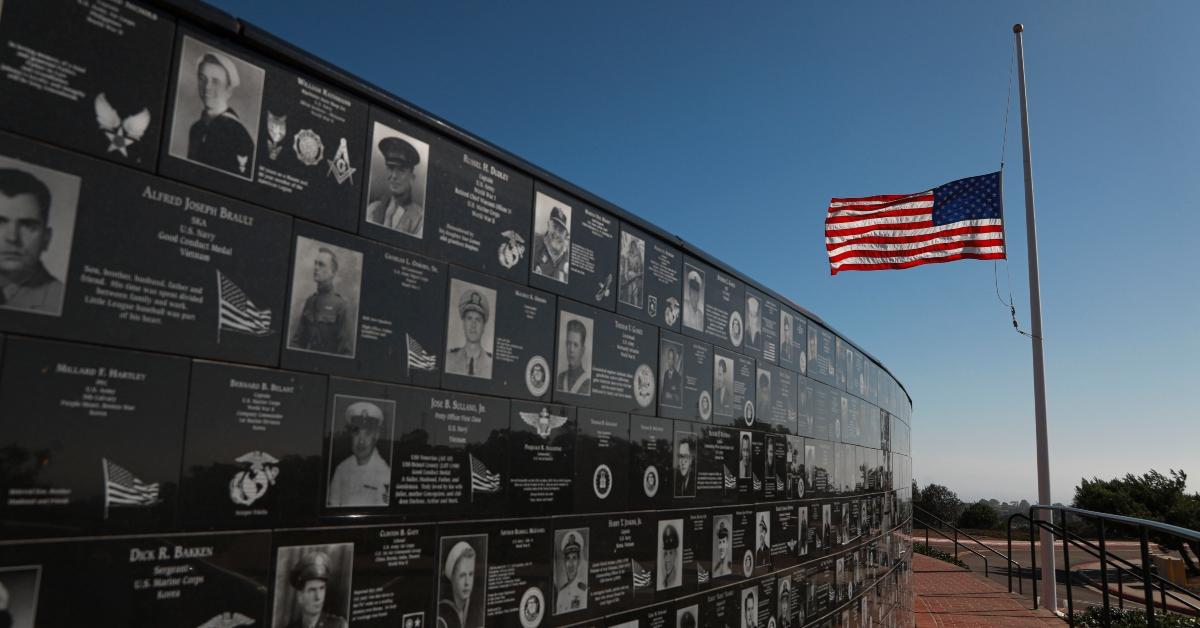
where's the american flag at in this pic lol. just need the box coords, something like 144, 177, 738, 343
723, 466, 737, 489
406, 334, 437, 371
469, 454, 501, 494
696, 564, 710, 583
825, 172, 1005, 274
631, 561, 651, 588
217, 271, 272, 336
103, 457, 159, 509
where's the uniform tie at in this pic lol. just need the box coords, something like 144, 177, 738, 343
468, 358, 474, 376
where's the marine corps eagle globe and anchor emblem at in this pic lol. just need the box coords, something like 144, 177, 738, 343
520, 407, 568, 438
499, 230, 527, 269
229, 450, 280, 506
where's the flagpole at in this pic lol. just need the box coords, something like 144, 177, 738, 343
1013, 23, 1057, 612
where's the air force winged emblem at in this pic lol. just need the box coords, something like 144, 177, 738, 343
94, 93, 151, 157
229, 450, 280, 506
520, 408, 568, 438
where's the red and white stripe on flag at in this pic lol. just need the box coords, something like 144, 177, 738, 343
825, 191, 1005, 275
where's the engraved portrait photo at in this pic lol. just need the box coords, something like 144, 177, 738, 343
745, 294, 761, 351
532, 191, 571, 283
677, 605, 699, 628
711, 513, 733, 579
618, 230, 645, 309
325, 394, 395, 508
780, 310, 794, 363
713, 354, 734, 417
168, 36, 265, 180
673, 430, 696, 498
286, 236, 362, 359
271, 543, 354, 628
444, 278, 497, 380
738, 431, 752, 479
658, 338, 683, 409
438, 534, 488, 628
787, 435, 805, 498
682, 264, 704, 332
755, 511, 771, 567
0, 565, 41, 628
0, 156, 79, 317
797, 506, 809, 557
656, 518, 683, 592
365, 121, 429, 239
553, 527, 589, 616
756, 368, 771, 420
741, 585, 759, 628
555, 310, 593, 395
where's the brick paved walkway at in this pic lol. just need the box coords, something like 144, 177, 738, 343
914, 553, 1063, 627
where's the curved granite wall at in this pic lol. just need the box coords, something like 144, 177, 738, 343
0, 1, 913, 626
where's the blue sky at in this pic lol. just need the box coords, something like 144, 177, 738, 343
211, 1, 1199, 502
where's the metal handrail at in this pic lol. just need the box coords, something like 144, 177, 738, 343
1035, 504, 1200, 543
915, 520, 991, 577
914, 505, 1023, 569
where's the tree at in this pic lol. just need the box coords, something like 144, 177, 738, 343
917, 483, 963, 525
1074, 469, 1200, 575
958, 501, 1000, 530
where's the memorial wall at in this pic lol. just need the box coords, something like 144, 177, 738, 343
0, 1, 914, 626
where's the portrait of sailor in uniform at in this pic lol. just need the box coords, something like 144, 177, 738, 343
659, 340, 683, 407
0, 164, 78, 317
555, 313, 593, 395
327, 398, 393, 508
445, 280, 496, 379
366, 129, 428, 238
618, 230, 645, 308
554, 529, 589, 615
682, 265, 704, 332
437, 536, 486, 628
532, 193, 571, 283
169, 37, 264, 179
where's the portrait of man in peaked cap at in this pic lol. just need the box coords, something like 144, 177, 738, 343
271, 544, 353, 628
445, 279, 497, 380
366, 122, 430, 238
326, 395, 395, 508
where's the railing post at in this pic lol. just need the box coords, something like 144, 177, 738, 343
1062, 510, 1074, 623
1098, 519, 1110, 627
1030, 517, 1039, 610
1007, 523, 1014, 593
1140, 526, 1156, 627
1117, 568, 1123, 610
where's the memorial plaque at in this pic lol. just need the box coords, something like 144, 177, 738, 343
437, 519, 552, 628
798, 377, 816, 438
712, 348, 755, 428
0, 132, 291, 365
700, 585, 738, 628
811, 381, 838, 443
778, 308, 806, 375
0, 530, 271, 627
771, 502, 797, 572
785, 436, 807, 500
0, 337, 188, 537
806, 322, 836, 386
834, 337, 849, 392
657, 331, 713, 422
442, 266, 556, 400
735, 430, 763, 504
390, 386, 508, 518
617, 223, 682, 331
731, 508, 758, 580
741, 288, 779, 365
693, 423, 738, 506
0, 0, 174, 171
761, 434, 786, 502
574, 408, 630, 513
528, 185, 619, 310
178, 361, 326, 529
606, 601, 674, 628
321, 377, 405, 519
629, 415, 673, 511
680, 257, 745, 352
673, 599, 702, 628
509, 399, 576, 515
361, 108, 533, 281
755, 578, 774, 628
551, 513, 652, 621
554, 300, 658, 415
756, 363, 798, 435
281, 221, 447, 386
678, 510, 709, 595
162, 28, 369, 231
810, 559, 834, 618
270, 524, 435, 628
808, 441, 835, 498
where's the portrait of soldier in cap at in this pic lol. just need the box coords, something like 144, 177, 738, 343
437, 535, 487, 628
618, 230, 644, 309
531, 192, 571, 283
553, 528, 589, 615
287, 236, 362, 358
272, 545, 352, 628
677, 606, 698, 628
656, 519, 682, 591
169, 37, 263, 179
366, 124, 429, 238
714, 355, 734, 417
711, 514, 733, 578
778, 578, 793, 628
444, 279, 496, 379
555, 312, 592, 395
0, 161, 78, 317
658, 339, 683, 408
745, 295, 761, 350
673, 432, 696, 498
755, 511, 771, 567
327, 396, 394, 508
681, 264, 704, 332
741, 586, 759, 628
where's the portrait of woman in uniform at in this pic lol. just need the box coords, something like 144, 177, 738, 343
437, 534, 487, 628
168, 36, 265, 181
